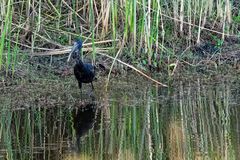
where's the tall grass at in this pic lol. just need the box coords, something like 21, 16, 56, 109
0, 0, 13, 70
0, 0, 238, 73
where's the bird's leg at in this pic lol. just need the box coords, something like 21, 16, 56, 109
80, 89, 82, 100
90, 93, 96, 101
91, 82, 94, 91
78, 82, 82, 100
88, 82, 95, 99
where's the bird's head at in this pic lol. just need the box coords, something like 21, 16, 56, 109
67, 39, 83, 62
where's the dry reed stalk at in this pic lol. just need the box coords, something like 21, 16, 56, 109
197, 0, 204, 44
187, 0, 192, 45
173, 0, 179, 34
99, 51, 168, 87
179, 0, 184, 33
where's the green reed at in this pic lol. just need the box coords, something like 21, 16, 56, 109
0, 0, 12, 70
0, 0, 238, 73
89, 0, 96, 62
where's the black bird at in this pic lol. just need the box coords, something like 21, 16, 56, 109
68, 40, 95, 96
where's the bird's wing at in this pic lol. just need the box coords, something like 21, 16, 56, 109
85, 63, 95, 73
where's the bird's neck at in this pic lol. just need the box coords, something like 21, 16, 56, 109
76, 58, 84, 66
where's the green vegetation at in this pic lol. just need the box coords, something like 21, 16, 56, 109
0, 1, 239, 159
0, 0, 239, 76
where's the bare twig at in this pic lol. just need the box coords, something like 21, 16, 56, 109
105, 40, 125, 91
98, 52, 168, 87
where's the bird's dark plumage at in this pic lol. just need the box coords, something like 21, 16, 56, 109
68, 40, 95, 95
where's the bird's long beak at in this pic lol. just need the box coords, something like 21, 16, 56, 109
67, 43, 78, 62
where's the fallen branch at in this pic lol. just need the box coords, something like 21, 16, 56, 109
30, 39, 119, 56
97, 52, 168, 87
30, 47, 109, 56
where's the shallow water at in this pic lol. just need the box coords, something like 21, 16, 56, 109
0, 75, 240, 160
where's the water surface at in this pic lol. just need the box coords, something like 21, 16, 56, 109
0, 75, 240, 160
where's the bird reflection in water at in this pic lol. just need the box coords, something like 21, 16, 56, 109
72, 102, 99, 150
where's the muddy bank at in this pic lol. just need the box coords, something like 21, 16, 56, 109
1, 68, 239, 110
